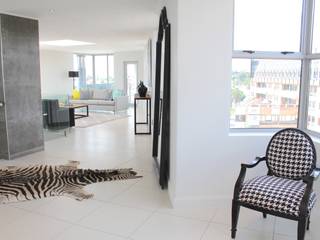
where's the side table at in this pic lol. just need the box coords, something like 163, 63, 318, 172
134, 94, 151, 135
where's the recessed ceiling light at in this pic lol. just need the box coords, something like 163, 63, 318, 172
40, 40, 95, 47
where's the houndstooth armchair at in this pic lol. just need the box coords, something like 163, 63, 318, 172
232, 128, 320, 240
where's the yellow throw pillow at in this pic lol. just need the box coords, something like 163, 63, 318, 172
72, 89, 80, 100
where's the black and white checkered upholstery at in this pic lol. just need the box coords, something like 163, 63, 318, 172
238, 175, 317, 217
266, 129, 315, 179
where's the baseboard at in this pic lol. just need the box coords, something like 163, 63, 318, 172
0, 153, 9, 160
171, 195, 232, 208
7, 145, 44, 160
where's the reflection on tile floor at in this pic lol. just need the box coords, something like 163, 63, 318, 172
0, 112, 319, 240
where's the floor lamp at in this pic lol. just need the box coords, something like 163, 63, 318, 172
68, 71, 79, 89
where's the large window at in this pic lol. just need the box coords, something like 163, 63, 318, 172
231, 0, 304, 129
232, 0, 320, 133
74, 54, 114, 89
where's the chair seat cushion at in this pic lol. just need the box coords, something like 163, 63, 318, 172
238, 175, 316, 217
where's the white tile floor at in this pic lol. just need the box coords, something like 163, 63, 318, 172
0, 112, 319, 240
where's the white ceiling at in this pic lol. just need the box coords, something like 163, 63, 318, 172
0, 0, 161, 53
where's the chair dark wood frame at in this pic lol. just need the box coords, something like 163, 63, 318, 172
232, 128, 320, 240
152, 7, 171, 189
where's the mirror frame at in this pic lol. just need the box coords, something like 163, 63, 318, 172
152, 7, 171, 189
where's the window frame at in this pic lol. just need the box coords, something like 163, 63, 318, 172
299, 0, 320, 137
230, 0, 320, 136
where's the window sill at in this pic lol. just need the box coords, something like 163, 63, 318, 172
228, 128, 320, 145
302, 129, 320, 145
229, 128, 278, 137
309, 135, 320, 145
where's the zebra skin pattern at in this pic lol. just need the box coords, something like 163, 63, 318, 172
0, 161, 141, 204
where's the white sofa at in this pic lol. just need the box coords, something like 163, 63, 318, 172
69, 89, 128, 113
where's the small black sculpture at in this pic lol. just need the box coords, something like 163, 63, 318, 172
137, 81, 148, 97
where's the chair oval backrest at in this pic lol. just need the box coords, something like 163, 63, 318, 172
266, 128, 316, 180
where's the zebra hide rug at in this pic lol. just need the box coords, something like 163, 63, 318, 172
0, 161, 141, 204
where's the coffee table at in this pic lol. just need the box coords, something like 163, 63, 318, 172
60, 104, 89, 127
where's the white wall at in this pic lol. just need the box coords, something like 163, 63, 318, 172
40, 50, 73, 97
114, 50, 147, 91
161, 0, 320, 207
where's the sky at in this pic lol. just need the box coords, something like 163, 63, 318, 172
234, 0, 303, 52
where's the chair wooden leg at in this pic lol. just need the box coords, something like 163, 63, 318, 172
231, 200, 240, 239
307, 217, 310, 231
298, 217, 307, 240
263, 212, 267, 219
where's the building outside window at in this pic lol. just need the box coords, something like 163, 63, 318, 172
282, 84, 298, 91
231, 59, 301, 128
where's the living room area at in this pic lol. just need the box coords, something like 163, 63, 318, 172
40, 38, 153, 135
0, 1, 167, 239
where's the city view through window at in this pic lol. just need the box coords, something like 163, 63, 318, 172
230, 59, 301, 128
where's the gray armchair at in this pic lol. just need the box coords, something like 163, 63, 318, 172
42, 99, 70, 130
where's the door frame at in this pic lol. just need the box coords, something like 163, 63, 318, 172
124, 61, 139, 99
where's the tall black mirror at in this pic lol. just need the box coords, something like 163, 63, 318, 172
152, 7, 170, 189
